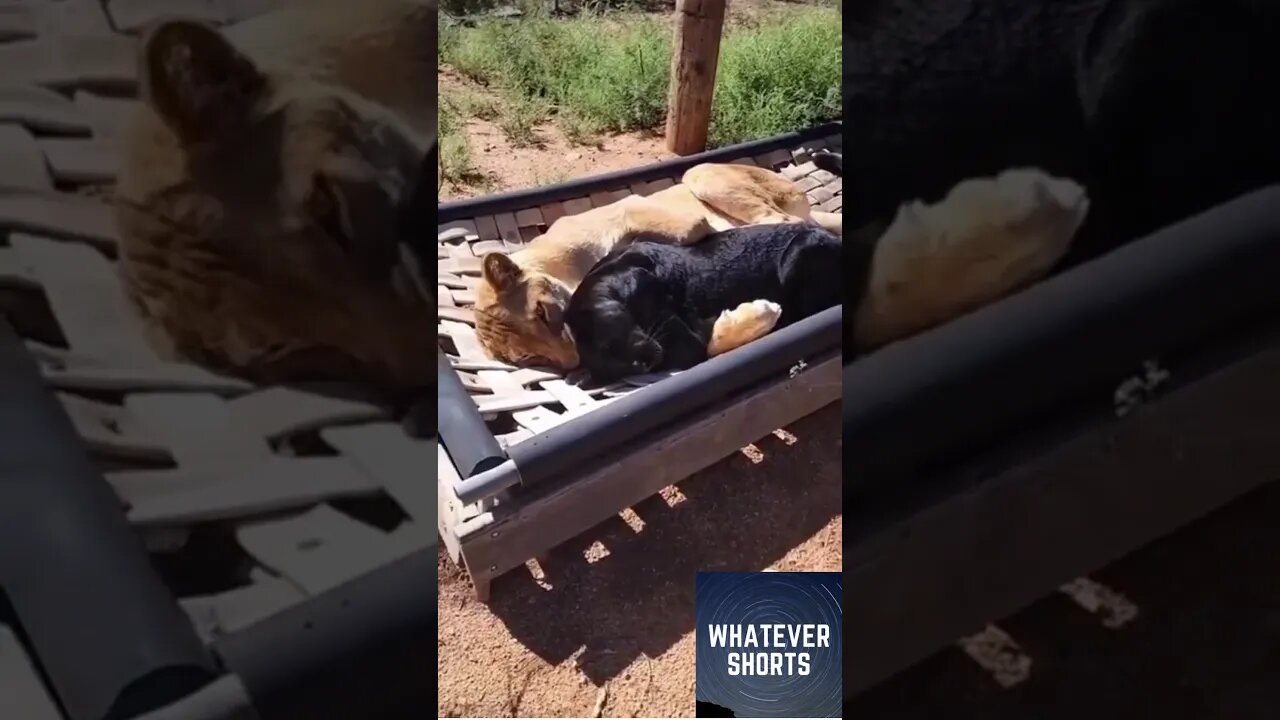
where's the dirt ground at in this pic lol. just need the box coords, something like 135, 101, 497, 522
438, 405, 843, 718
437, 71, 676, 202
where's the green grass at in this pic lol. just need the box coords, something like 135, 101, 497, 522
439, 5, 841, 148
437, 4, 840, 191
708, 11, 842, 146
438, 95, 491, 191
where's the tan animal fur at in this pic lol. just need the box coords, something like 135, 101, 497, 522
474, 162, 843, 369
855, 168, 1090, 348
114, 0, 437, 391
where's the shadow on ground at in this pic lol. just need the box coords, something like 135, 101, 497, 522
445, 403, 842, 686
847, 477, 1280, 720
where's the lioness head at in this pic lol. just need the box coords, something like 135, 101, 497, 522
474, 253, 579, 370
116, 19, 435, 388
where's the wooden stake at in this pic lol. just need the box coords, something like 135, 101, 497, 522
664, 0, 726, 156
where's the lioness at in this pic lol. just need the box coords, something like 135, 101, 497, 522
474, 163, 844, 369
114, 0, 437, 391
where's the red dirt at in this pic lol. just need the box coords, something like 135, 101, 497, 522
437, 405, 843, 718
438, 70, 676, 201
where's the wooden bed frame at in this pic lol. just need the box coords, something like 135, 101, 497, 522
436, 125, 844, 600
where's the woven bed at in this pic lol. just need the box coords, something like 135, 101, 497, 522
436, 123, 844, 599
1, 3, 438, 718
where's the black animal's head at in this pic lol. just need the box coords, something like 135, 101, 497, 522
566, 253, 669, 383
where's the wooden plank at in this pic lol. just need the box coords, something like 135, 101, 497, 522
107, 0, 226, 34
459, 351, 842, 587
0, 36, 136, 91
512, 405, 563, 434
443, 255, 482, 275
542, 379, 596, 410
438, 306, 475, 325
236, 505, 411, 594
0, 3, 38, 42
38, 361, 253, 395
227, 387, 387, 441
322, 423, 436, 524
514, 207, 543, 228
646, 177, 676, 193
842, 346, 1280, 698
437, 443, 466, 561
437, 219, 478, 237
180, 571, 307, 639
539, 202, 566, 227
562, 197, 592, 216
117, 456, 380, 525
443, 320, 487, 360
781, 161, 818, 180
468, 240, 506, 256
795, 176, 822, 192
447, 356, 516, 372
73, 91, 135, 138
0, 246, 37, 290
0, 196, 115, 250
494, 212, 521, 246
0, 83, 91, 134
11, 234, 154, 364
0, 625, 63, 720
472, 214, 499, 240
478, 369, 523, 396
0, 124, 52, 191
57, 392, 171, 463
220, 0, 284, 23
126, 393, 273, 468
474, 390, 556, 415
665, 0, 726, 155
36, 137, 118, 184
38, 0, 113, 34
807, 186, 835, 204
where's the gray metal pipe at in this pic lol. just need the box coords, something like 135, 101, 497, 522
451, 458, 523, 507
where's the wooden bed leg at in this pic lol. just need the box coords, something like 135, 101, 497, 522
472, 577, 492, 603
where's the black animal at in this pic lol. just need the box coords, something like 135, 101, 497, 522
812, 150, 842, 177
566, 223, 845, 382
846, 0, 1280, 266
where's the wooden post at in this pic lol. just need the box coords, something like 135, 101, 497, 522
665, 0, 726, 156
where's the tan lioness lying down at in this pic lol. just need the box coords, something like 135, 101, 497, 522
475, 163, 843, 369
477, 162, 1091, 371
115, 0, 436, 390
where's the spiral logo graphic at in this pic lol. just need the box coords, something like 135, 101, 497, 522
695, 572, 842, 718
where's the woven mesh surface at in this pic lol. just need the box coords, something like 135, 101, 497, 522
0, 0, 433, 653
436, 132, 844, 452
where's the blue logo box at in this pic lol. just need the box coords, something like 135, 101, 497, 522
695, 572, 842, 718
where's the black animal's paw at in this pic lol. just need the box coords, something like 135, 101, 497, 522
812, 150, 842, 177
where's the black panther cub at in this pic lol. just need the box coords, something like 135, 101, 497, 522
566, 223, 843, 382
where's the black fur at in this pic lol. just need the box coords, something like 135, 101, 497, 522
846, 0, 1280, 266
566, 223, 843, 382
812, 150, 842, 177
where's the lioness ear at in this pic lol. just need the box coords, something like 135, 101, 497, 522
140, 20, 267, 144
482, 253, 523, 292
